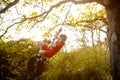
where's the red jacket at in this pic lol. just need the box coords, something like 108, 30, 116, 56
42, 41, 64, 58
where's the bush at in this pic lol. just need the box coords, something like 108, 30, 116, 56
0, 39, 111, 80
40, 46, 111, 80
0, 39, 39, 80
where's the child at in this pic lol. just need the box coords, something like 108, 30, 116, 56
38, 34, 67, 58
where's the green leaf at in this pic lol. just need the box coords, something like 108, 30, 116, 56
30, 12, 38, 16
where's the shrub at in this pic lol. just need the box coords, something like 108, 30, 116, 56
40, 46, 111, 80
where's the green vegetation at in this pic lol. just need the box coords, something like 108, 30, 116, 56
0, 39, 39, 80
0, 39, 111, 80
41, 45, 111, 80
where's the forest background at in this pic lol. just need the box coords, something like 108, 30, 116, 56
0, 0, 111, 80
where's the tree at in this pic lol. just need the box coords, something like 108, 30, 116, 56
0, 0, 120, 80
105, 1, 120, 80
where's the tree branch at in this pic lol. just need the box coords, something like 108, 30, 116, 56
2, 0, 9, 4
0, 19, 26, 38
0, 0, 108, 38
0, 0, 71, 37
0, 0, 19, 13
65, 0, 110, 7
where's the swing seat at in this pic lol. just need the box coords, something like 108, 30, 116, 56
27, 54, 44, 77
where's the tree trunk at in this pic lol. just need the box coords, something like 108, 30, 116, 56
106, 2, 120, 80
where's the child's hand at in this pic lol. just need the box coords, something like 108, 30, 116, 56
39, 50, 45, 54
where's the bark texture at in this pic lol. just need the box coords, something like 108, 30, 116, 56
106, 1, 120, 80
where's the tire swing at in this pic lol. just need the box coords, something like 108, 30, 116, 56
27, 27, 62, 77
27, 54, 44, 77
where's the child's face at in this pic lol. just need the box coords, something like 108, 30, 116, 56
57, 36, 62, 41
59, 36, 65, 42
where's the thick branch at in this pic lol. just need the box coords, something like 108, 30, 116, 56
20, 0, 109, 24
63, 0, 110, 7
0, 0, 108, 38
0, 0, 19, 13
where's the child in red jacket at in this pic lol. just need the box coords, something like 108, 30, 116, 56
38, 28, 67, 58
38, 34, 67, 58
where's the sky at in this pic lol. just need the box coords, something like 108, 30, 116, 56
0, 1, 107, 52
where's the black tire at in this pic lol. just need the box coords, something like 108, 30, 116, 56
27, 54, 44, 77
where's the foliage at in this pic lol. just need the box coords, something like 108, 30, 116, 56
40, 45, 111, 80
0, 49, 14, 80
0, 38, 111, 80
0, 39, 39, 80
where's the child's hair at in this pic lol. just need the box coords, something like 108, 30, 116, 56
60, 34, 67, 41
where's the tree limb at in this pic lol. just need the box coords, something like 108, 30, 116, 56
0, 0, 108, 38
0, 0, 70, 37
72, 0, 110, 7
0, 0, 19, 13
0, 19, 26, 38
